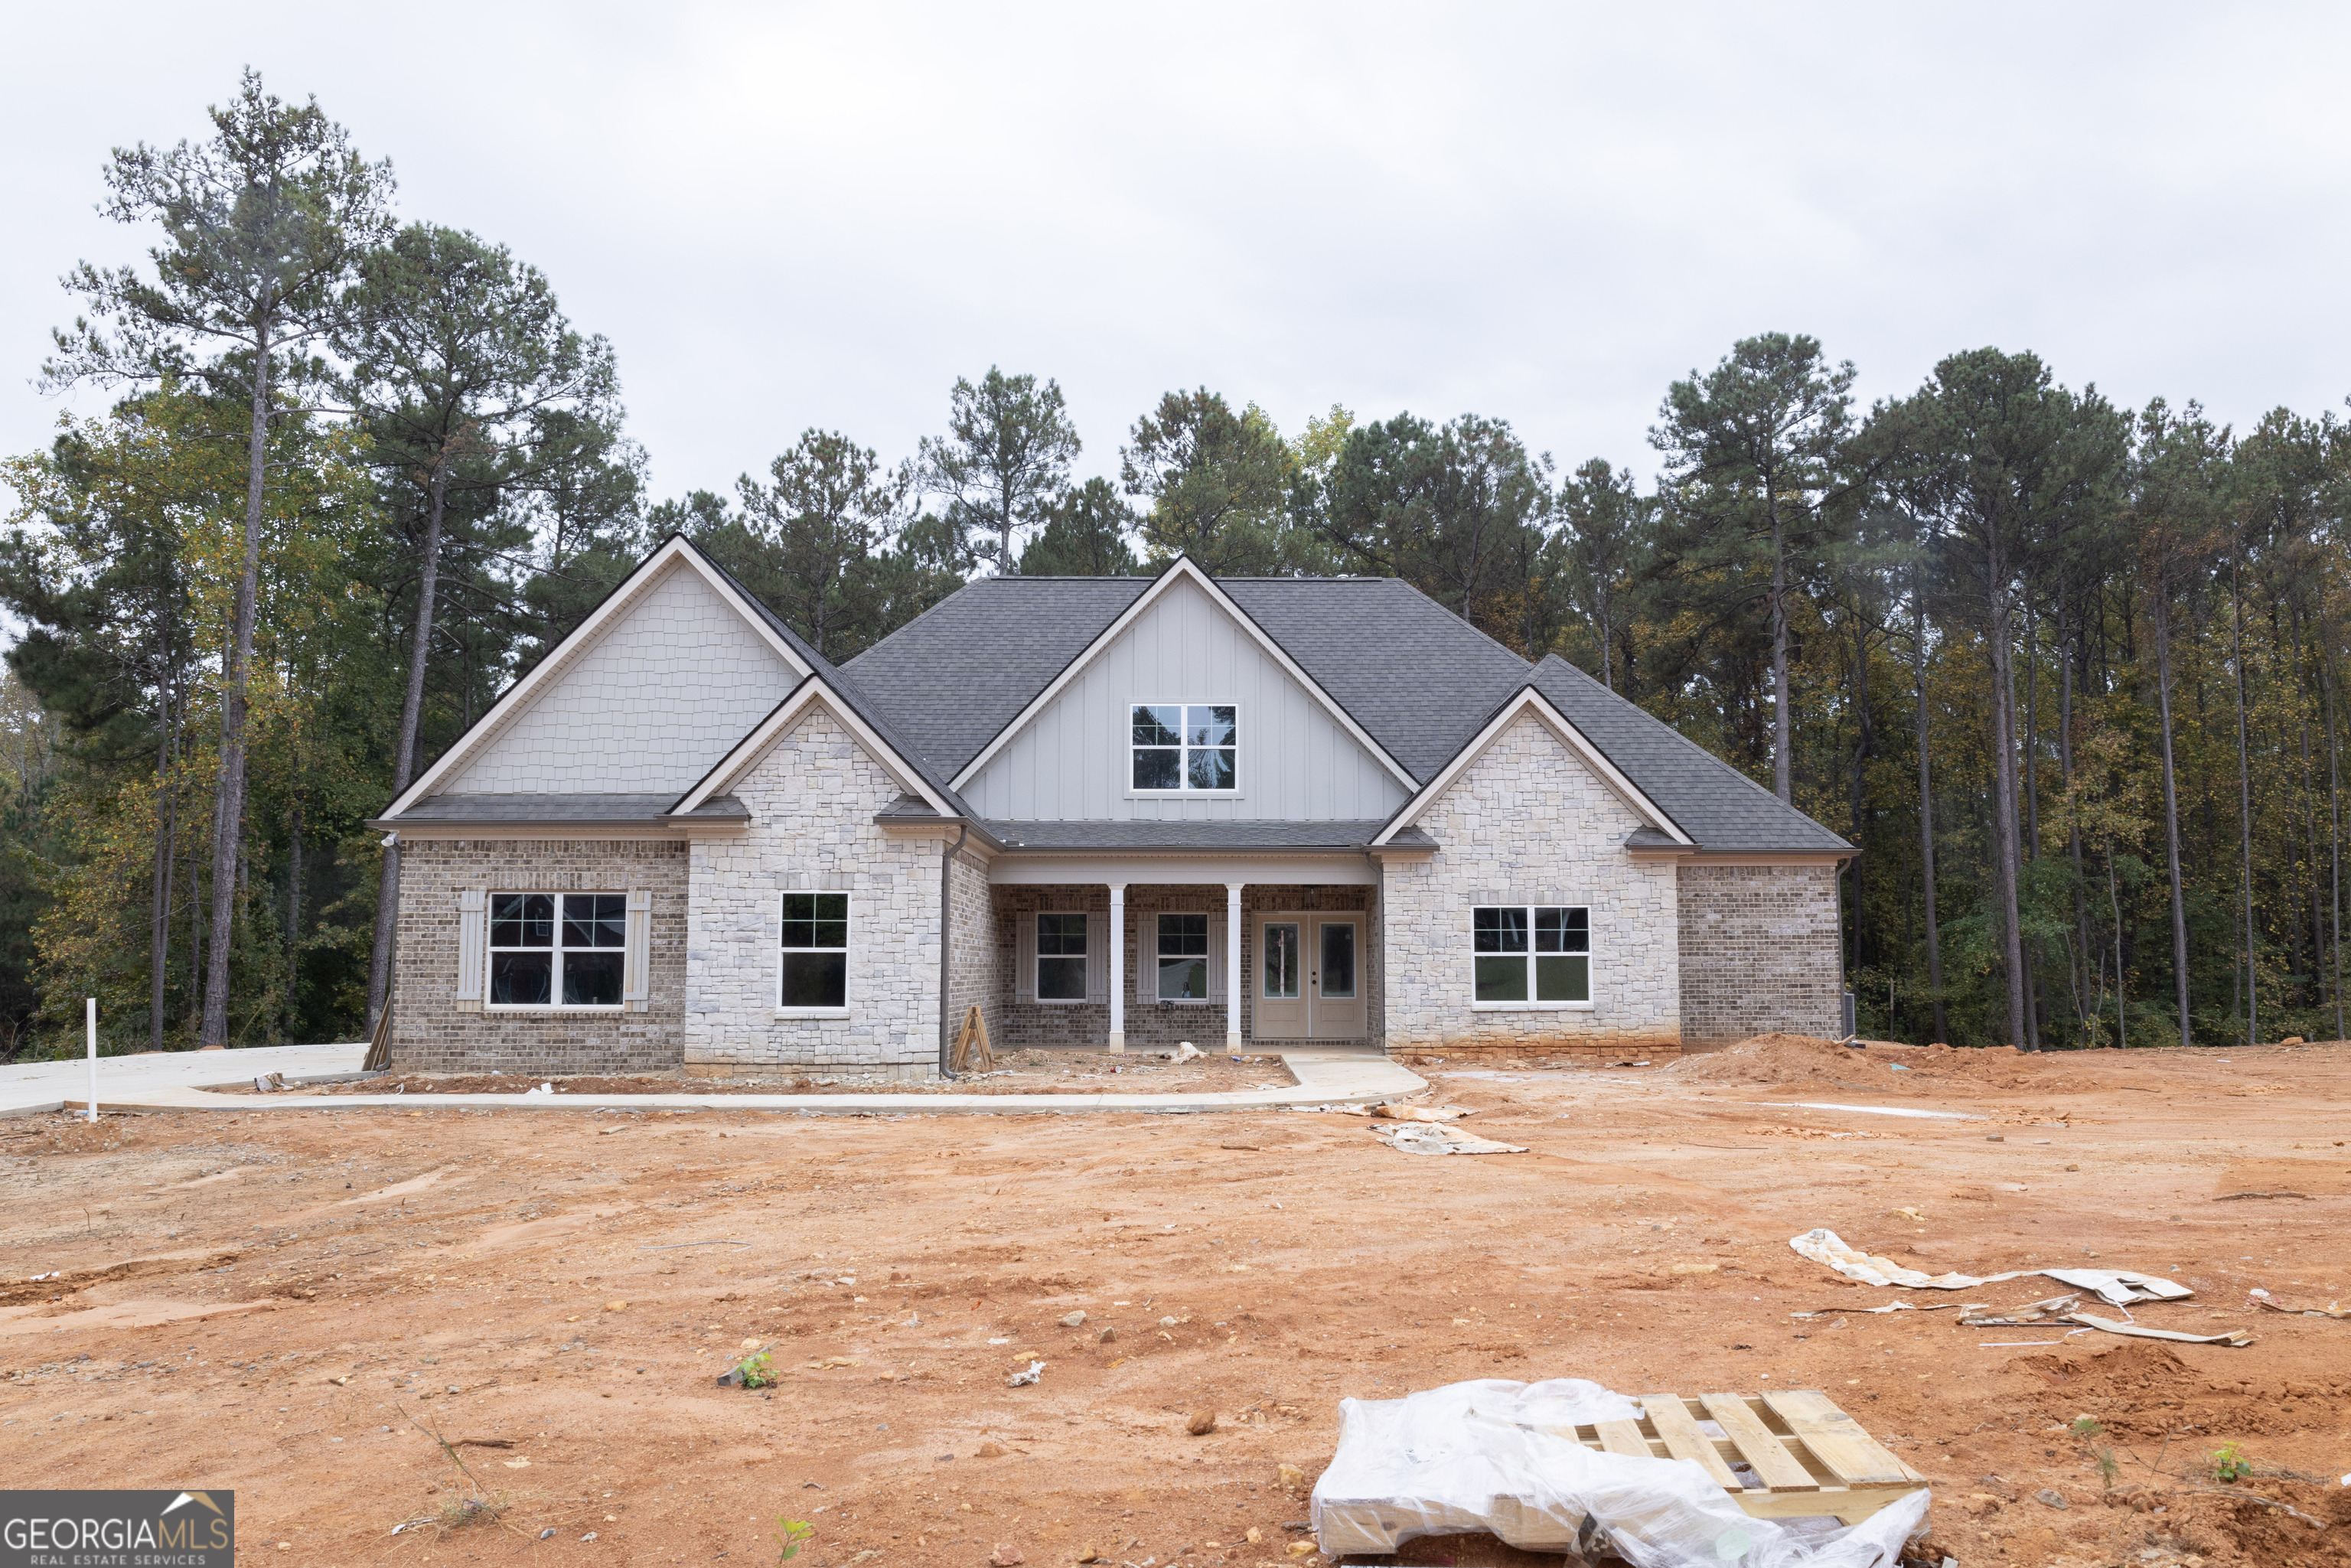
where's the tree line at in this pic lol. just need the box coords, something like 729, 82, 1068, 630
4, 73, 2345, 1056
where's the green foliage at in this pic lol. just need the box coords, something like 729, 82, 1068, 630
773, 1517, 814, 1563
736, 1351, 775, 1390
1123, 389, 1306, 576
2211, 1442, 2252, 1483
918, 367, 1080, 575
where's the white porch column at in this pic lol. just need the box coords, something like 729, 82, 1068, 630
1224, 882, 1244, 1055
1107, 883, 1127, 1055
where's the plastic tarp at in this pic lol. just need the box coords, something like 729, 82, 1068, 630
1790, 1228, 2191, 1304
1312, 1379, 1929, 1566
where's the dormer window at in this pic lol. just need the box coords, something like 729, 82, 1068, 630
1131, 704, 1237, 791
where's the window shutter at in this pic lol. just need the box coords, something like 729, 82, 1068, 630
454, 889, 486, 1002
622, 888, 653, 1009
1014, 912, 1036, 1001
1208, 912, 1227, 999
1085, 911, 1108, 1002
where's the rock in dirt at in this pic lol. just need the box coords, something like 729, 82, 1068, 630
990, 1544, 1023, 1566
975, 1441, 1007, 1459
1059, 1309, 1086, 1327
1277, 1463, 1306, 1488
2036, 1488, 2068, 1509
1185, 1410, 1217, 1435
1098, 1325, 1116, 1343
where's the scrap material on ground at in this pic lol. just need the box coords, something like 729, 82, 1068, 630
4, 1032, 2349, 1567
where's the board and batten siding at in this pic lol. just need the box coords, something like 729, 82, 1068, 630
960, 576, 1409, 820
448, 562, 801, 795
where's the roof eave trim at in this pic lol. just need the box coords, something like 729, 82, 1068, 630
944, 555, 1419, 793
380, 535, 814, 820
670, 675, 959, 819
1369, 685, 1696, 848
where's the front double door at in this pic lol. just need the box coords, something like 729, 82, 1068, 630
1252, 913, 1365, 1040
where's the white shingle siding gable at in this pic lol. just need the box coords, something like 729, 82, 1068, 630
448, 562, 798, 795
683, 709, 941, 1077
960, 575, 1408, 821
1381, 713, 1682, 1054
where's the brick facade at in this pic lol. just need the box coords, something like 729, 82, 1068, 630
682, 709, 944, 1080
1381, 714, 1684, 1061
390, 837, 688, 1074
1676, 862, 1844, 1045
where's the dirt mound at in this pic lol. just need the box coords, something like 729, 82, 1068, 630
1664, 1032, 2108, 1094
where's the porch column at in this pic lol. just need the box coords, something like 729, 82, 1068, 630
1107, 883, 1127, 1055
1224, 882, 1244, 1055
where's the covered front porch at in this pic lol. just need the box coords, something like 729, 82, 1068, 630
982, 856, 1384, 1054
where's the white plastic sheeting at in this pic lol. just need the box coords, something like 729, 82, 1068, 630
1312, 1379, 1929, 1566
1790, 1227, 2193, 1304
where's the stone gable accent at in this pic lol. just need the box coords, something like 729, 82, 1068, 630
1677, 862, 1843, 1045
390, 837, 686, 1074
683, 707, 941, 1079
1381, 713, 1682, 1059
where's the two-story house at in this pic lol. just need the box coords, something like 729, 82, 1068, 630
372, 536, 1851, 1076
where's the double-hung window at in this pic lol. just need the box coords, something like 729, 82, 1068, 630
1472, 905, 1590, 1005
489, 893, 625, 1006
780, 892, 849, 1009
1036, 912, 1088, 1002
1131, 704, 1237, 791
1156, 913, 1211, 1000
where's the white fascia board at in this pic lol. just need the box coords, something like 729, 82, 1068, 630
1369, 686, 1694, 847
380, 536, 811, 820
946, 555, 1417, 793
670, 676, 957, 819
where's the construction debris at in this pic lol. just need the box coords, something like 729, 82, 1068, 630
1310, 1378, 1929, 1561
1371, 1123, 1526, 1156
1005, 1360, 1044, 1387
2063, 1312, 2255, 1348
1789, 1229, 2194, 1304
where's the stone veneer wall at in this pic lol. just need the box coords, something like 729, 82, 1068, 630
944, 841, 999, 1064
1676, 862, 1844, 1045
1381, 713, 1683, 1061
986, 883, 1374, 1051
683, 709, 942, 1079
390, 837, 688, 1074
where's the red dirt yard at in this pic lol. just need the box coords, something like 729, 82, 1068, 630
5, 1037, 2350, 1568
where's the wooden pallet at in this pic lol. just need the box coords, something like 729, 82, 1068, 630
1314, 1388, 1925, 1555
1573, 1390, 1926, 1526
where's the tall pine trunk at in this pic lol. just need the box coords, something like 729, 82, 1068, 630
200, 319, 272, 1050
366, 458, 454, 1033
1770, 501, 1792, 804
2228, 544, 2255, 1046
2327, 649, 2346, 1039
1913, 574, 1946, 1042
2152, 585, 2193, 1048
1987, 568, 2030, 1049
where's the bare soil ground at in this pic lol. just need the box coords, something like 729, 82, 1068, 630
260, 1051, 1299, 1099
5, 1037, 2350, 1568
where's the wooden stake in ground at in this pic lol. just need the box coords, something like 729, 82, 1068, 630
952, 1004, 996, 1074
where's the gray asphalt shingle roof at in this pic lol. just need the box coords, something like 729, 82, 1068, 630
840, 567, 1847, 856
388, 793, 748, 826
1527, 655, 1852, 854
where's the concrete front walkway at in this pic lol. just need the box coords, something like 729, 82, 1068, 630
8, 1043, 1423, 1117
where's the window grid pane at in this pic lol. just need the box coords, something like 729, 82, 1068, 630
1474, 905, 1590, 1004
1133, 703, 1237, 791
781, 893, 849, 1008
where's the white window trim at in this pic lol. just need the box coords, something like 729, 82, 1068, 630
776, 890, 853, 1019
1034, 909, 1091, 1006
1468, 903, 1596, 1012
1153, 909, 1218, 1005
1125, 699, 1244, 799
484, 891, 629, 1011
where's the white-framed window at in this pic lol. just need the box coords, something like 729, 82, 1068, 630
488, 893, 626, 1007
779, 892, 849, 1010
1157, 912, 1212, 1000
1472, 905, 1591, 1006
1130, 703, 1237, 792
1036, 911, 1088, 1002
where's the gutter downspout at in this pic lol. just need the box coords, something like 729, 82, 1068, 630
937, 823, 969, 1081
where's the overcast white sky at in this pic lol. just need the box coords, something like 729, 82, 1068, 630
5, 2, 2349, 506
